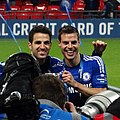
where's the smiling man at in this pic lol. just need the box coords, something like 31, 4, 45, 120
58, 25, 108, 107
28, 25, 63, 74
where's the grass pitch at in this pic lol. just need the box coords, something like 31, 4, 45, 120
0, 38, 120, 88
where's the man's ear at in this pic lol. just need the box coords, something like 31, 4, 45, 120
28, 42, 32, 50
58, 40, 61, 47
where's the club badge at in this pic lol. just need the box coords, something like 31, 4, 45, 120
83, 72, 91, 81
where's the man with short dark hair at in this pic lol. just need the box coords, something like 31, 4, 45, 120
28, 25, 63, 74
58, 25, 108, 107
32, 74, 90, 120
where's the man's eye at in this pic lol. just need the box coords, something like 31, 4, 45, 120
34, 41, 50, 45
44, 41, 50, 45
63, 41, 77, 45
63, 41, 68, 45
71, 41, 77, 45
35, 41, 41, 44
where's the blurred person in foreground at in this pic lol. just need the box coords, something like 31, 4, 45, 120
32, 74, 90, 120
58, 25, 108, 107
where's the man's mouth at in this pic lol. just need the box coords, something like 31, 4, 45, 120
65, 50, 74, 56
38, 51, 46, 55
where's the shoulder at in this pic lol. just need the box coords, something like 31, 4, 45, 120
48, 56, 63, 66
49, 56, 62, 62
83, 54, 106, 73
82, 54, 104, 64
82, 54, 105, 67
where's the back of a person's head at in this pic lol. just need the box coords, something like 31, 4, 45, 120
32, 74, 66, 109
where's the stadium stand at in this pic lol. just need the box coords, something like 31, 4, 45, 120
38, 0, 49, 6
69, 11, 80, 19
0, 5, 6, 11
16, 12, 30, 19
75, 0, 85, 6
10, 5, 21, 11
31, 11, 44, 19
99, 0, 105, 11
15, 0, 22, 6
16, 5, 34, 19
21, 5, 33, 11
46, 11, 58, 19
75, 0, 84, 3
57, 11, 78, 19
72, 3, 85, 19
34, 5, 47, 11
0, 6, 6, 16
4, 5, 21, 19
2, 13, 10, 20
116, 5, 120, 17
23, 0, 33, 6
46, 11, 79, 20
118, 5, 120, 10
46, 5, 60, 19
0, 0, 120, 19
48, 5, 60, 11
72, 3, 85, 11
1, 0, 6, 6
33, 5, 47, 19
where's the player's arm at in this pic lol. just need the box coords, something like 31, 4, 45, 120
76, 56, 108, 96
62, 70, 107, 96
73, 82, 107, 96
92, 40, 107, 57
62, 57, 108, 96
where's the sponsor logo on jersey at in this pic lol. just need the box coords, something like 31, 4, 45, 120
68, 83, 92, 94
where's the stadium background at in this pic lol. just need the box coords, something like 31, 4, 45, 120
0, 0, 120, 88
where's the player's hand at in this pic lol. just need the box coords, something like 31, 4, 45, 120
62, 70, 77, 87
92, 40, 107, 54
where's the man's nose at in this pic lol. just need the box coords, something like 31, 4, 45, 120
68, 42, 72, 48
40, 42, 45, 48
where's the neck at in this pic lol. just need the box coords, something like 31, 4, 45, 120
65, 54, 80, 67
31, 53, 46, 65
37, 58, 46, 65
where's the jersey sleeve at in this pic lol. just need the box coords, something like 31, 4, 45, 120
91, 56, 108, 88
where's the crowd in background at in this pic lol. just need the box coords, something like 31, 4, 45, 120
0, 0, 120, 19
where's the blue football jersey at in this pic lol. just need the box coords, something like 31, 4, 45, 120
62, 54, 108, 107
0, 62, 5, 80
40, 56, 63, 74
49, 56, 63, 73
